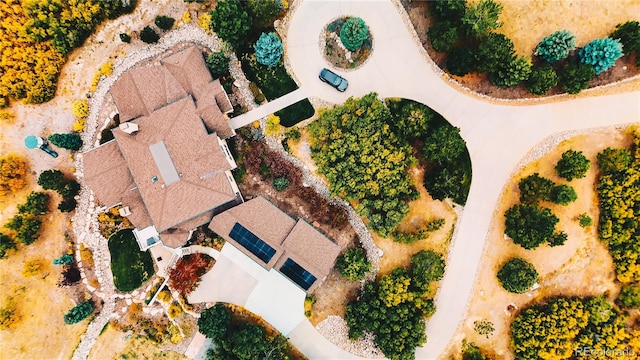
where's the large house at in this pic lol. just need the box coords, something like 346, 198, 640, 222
84, 46, 241, 250
208, 196, 341, 292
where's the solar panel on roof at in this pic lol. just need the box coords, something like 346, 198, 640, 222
280, 258, 317, 290
229, 223, 276, 263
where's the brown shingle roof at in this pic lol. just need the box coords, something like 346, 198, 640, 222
113, 96, 236, 232
160, 228, 191, 249
121, 189, 153, 229
208, 196, 341, 291
83, 141, 135, 207
196, 104, 235, 139
279, 220, 341, 284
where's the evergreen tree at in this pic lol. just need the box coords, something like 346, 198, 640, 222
580, 37, 623, 74
526, 63, 558, 95
535, 30, 576, 63
254, 32, 283, 67
210, 0, 252, 49
140, 26, 159, 43
340, 17, 369, 51
48, 133, 83, 151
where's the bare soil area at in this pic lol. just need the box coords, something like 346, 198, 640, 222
401, 0, 640, 101
89, 324, 187, 360
442, 127, 633, 358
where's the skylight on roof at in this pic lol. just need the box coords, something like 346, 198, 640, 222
149, 141, 180, 185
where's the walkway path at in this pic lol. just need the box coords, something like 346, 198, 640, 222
283, 0, 640, 358
230, 88, 309, 129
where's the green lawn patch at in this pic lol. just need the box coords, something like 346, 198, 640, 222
108, 229, 155, 292
276, 98, 315, 127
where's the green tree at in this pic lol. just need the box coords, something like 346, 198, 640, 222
559, 62, 595, 94
610, 21, 640, 56
5, 215, 42, 245
411, 250, 446, 291
518, 173, 555, 204
551, 184, 577, 205
423, 162, 470, 204
490, 55, 532, 88
63, 301, 94, 324
336, 248, 371, 281
586, 296, 614, 325
228, 324, 268, 360
597, 147, 632, 174
548, 231, 568, 247
535, 30, 576, 63
59, 179, 80, 199
526, 63, 558, 95
18, 191, 49, 215
246, 0, 281, 29
385, 98, 434, 140
254, 32, 283, 67
210, 0, 252, 49
198, 303, 231, 341
474, 32, 515, 74
577, 213, 593, 227
446, 47, 476, 76
497, 257, 538, 293
618, 284, 640, 308
428, 21, 459, 53
48, 133, 83, 151
37, 169, 65, 191
154, 15, 175, 30
379, 268, 414, 307
340, 17, 369, 51
58, 198, 77, 213
428, 0, 467, 22
461, 0, 503, 38
555, 149, 591, 181
140, 26, 159, 43
504, 204, 559, 249
205, 51, 230, 78
422, 125, 466, 163
0, 233, 16, 259
119, 33, 131, 43
580, 37, 623, 74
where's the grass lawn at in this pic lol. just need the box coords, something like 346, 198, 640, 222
108, 229, 154, 292
276, 98, 315, 127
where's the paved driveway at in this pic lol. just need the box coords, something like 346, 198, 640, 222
285, 0, 640, 358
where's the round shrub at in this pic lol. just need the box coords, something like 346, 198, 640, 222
536, 30, 576, 63
206, 51, 230, 77
526, 63, 558, 95
140, 26, 160, 44
555, 149, 591, 181
497, 257, 538, 294
155, 15, 175, 30
254, 32, 283, 67
340, 17, 369, 51
579, 37, 623, 74
559, 62, 595, 94
610, 21, 640, 56
490, 55, 532, 88
336, 248, 371, 281
446, 47, 476, 76
428, 20, 459, 53
119, 33, 131, 43
272, 177, 289, 191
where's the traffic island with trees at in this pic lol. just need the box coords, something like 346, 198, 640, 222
323, 16, 373, 69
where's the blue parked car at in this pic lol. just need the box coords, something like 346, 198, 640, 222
319, 68, 348, 92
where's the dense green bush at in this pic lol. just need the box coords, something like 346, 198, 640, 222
339, 17, 369, 51
446, 47, 477, 76
272, 177, 289, 191
385, 98, 433, 140
205, 51, 230, 78
198, 303, 231, 341
518, 173, 554, 204
0, 233, 16, 259
526, 63, 558, 95
497, 257, 538, 294
336, 248, 371, 281
428, 21, 459, 53
18, 192, 49, 215
618, 284, 640, 308
577, 213, 593, 228
38, 169, 65, 191
559, 62, 595, 94
140, 26, 159, 43
245, 0, 282, 29
63, 301, 94, 325
428, 0, 467, 22
119, 33, 131, 43
308, 93, 416, 237
48, 133, 83, 151
423, 159, 471, 205
548, 231, 568, 247
254, 32, 283, 67
555, 150, 590, 181
154, 15, 174, 30
58, 198, 77, 213
504, 203, 560, 249
422, 125, 466, 163
490, 55, 532, 88
411, 250, 446, 291
4, 215, 42, 245
210, 0, 252, 49
610, 21, 640, 56
535, 30, 576, 63
597, 147, 632, 174
461, 0, 503, 38
474, 33, 515, 74
551, 184, 577, 205
579, 37, 623, 74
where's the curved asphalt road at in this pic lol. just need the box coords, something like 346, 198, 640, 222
284, 0, 640, 358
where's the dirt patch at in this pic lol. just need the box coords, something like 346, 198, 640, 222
88, 323, 187, 360
401, 0, 640, 100
441, 127, 632, 358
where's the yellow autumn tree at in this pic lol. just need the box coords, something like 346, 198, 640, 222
0, 154, 28, 194
264, 114, 282, 136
